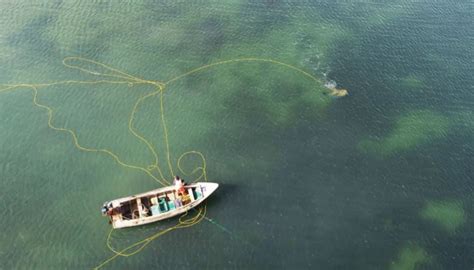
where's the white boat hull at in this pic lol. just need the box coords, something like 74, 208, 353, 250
105, 182, 218, 229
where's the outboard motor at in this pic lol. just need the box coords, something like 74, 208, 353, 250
101, 202, 110, 216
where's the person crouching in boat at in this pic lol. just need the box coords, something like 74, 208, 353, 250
173, 175, 186, 195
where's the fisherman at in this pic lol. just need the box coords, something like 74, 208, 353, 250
173, 175, 186, 195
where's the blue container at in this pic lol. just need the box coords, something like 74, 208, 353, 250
168, 201, 176, 210
150, 205, 160, 216
195, 191, 202, 199
159, 198, 169, 212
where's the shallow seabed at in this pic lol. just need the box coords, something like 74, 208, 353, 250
0, 1, 472, 269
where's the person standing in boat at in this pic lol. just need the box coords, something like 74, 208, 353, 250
173, 175, 186, 195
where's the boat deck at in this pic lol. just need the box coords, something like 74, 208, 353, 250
105, 182, 218, 228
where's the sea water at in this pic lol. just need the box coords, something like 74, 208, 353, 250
0, 1, 472, 269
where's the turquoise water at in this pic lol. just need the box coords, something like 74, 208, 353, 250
0, 1, 472, 269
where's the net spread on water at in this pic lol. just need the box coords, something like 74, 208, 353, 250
0, 57, 344, 269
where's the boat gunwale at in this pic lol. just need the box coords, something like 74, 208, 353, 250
108, 182, 218, 229
112, 183, 205, 204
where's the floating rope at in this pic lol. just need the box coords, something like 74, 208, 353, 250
0, 56, 333, 269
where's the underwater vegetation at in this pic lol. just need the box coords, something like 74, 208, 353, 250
0, 0, 472, 269
399, 75, 426, 92
389, 243, 430, 270
421, 200, 466, 234
358, 110, 450, 157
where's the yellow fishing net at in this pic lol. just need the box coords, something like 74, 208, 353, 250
0, 57, 340, 268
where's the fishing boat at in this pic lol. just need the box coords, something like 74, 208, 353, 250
101, 182, 218, 229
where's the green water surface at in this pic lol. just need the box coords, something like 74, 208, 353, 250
0, 1, 472, 269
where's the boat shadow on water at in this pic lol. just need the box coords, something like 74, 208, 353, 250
204, 182, 236, 208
